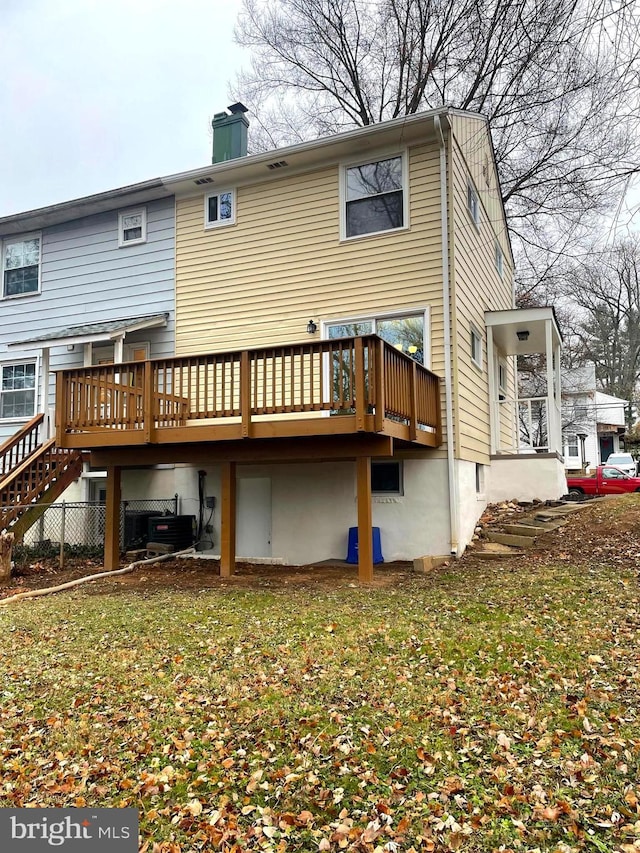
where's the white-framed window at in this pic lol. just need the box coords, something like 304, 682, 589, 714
467, 181, 480, 228
2, 234, 41, 298
372, 461, 403, 495
498, 358, 507, 398
470, 325, 483, 369
574, 404, 588, 419
118, 208, 147, 246
204, 189, 235, 229
341, 152, 407, 240
325, 308, 429, 366
1, 361, 37, 420
495, 241, 504, 278
565, 433, 580, 458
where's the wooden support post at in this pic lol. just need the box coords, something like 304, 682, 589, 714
143, 360, 153, 443
373, 339, 385, 432
54, 371, 64, 445
356, 456, 373, 583
0, 533, 14, 583
220, 461, 237, 577
354, 337, 366, 431
409, 360, 418, 441
103, 465, 121, 572
240, 351, 251, 438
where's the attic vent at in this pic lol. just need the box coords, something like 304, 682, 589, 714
267, 160, 289, 170
194, 176, 214, 185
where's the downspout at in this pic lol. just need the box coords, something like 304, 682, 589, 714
434, 114, 459, 555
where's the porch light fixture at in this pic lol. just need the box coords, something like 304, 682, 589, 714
307, 319, 318, 334
67, 344, 75, 352
516, 329, 530, 341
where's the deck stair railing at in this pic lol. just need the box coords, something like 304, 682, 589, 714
0, 418, 84, 538
0, 413, 45, 477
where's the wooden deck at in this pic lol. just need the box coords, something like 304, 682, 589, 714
55, 335, 442, 450
55, 336, 442, 583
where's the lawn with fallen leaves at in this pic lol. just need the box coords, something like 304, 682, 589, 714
1, 496, 639, 852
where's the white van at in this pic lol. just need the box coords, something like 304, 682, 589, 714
605, 452, 637, 476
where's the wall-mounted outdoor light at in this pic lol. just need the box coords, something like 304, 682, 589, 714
307, 319, 318, 334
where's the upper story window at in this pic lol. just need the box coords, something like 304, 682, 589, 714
205, 190, 235, 229
471, 325, 483, 369
495, 241, 504, 278
2, 235, 41, 298
118, 208, 147, 246
343, 154, 406, 239
0, 361, 36, 420
467, 182, 480, 228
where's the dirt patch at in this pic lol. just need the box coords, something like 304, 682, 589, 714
4, 495, 640, 600
1, 554, 415, 598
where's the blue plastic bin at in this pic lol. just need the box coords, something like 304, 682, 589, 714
345, 526, 384, 564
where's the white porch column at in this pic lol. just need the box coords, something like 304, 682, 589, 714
487, 325, 497, 454
114, 335, 124, 364
40, 347, 51, 439
554, 343, 563, 454
545, 319, 555, 452
83, 343, 92, 367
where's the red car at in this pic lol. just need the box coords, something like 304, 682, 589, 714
566, 465, 640, 499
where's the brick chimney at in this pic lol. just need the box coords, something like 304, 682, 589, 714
212, 102, 249, 164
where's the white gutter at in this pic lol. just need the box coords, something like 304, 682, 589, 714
434, 115, 459, 556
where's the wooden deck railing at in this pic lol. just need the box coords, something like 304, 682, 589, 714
0, 413, 44, 479
56, 336, 442, 448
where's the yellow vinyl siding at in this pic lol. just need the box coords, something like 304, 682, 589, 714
449, 113, 512, 265
175, 143, 448, 448
176, 146, 442, 350
449, 117, 514, 463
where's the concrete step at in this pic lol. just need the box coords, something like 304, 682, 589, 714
502, 523, 544, 537
486, 531, 536, 548
472, 541, 525, 559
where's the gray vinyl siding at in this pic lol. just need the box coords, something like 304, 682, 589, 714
0, 197, 175, 442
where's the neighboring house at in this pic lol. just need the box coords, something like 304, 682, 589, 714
2, 105, 567, 579
562, 364, 627, 471
0, 184, 177, 508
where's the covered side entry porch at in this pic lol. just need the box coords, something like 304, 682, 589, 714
485, 307, 566, 502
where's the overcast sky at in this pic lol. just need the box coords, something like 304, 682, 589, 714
1, 0, 638, 234
0, 0, 246, 216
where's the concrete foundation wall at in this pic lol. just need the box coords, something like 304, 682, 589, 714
175, 458, 452, 564
487, 455, 567, 503
456, 460, 488, 554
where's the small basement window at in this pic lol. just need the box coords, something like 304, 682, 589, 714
371, 461, 403, 495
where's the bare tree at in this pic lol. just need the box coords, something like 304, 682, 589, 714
233, 0, 640, 296
564, 239, 640, 402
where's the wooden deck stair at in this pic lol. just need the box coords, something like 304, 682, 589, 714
0, 414, 84, 541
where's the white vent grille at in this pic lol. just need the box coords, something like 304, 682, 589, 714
194, 176, 214, 185
267, 160, 288, 170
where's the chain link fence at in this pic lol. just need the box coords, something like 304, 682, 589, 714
13, 496, 179, 566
